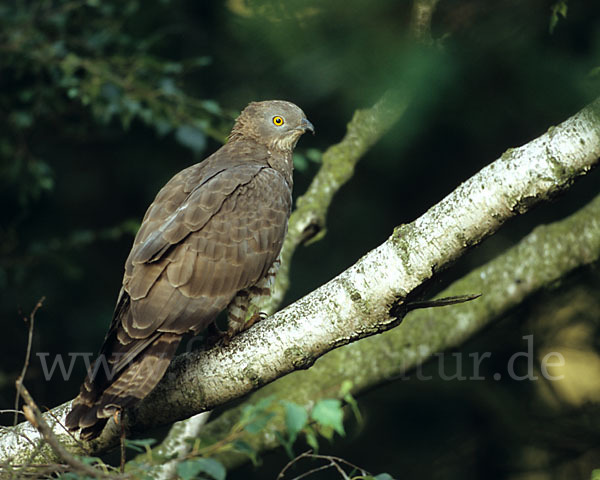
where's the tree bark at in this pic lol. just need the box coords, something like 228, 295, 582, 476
205, 191, 600, 468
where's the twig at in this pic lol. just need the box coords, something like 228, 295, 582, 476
289, 463, 333, 480
14, 297, 45, 426
277, 450, 370, 480
0, 410, 25, 417
306, 454, 368, 478
0, 462, 70, 478
44, 408, 88, 451
402, 293, 481, 313
16, 380, 124, 479
141, 411, 212, 480
277, 450, 313, 479
119, 412, 126, 473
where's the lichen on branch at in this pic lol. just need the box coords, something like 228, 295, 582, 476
206, 191, 600, 469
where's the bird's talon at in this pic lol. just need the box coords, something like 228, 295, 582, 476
246, 312, 267, 329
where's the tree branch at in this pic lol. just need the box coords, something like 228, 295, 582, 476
204, 191, 600, 469
410, 0, 440, 42
140, 412, 211, 479
17, 381, 119, 479
14, 297, 44, 426
0, 96, 598, 467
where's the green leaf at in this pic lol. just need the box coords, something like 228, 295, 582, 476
306, 148, 322, 163
591, 469, 600, 480
123, 97, 141, 115
339, 380, 353, 396
244, 412, 275, 433
159, 77, 181, 96
10, 111, 33, 128
176, 125, 207, 154
232, 440, 259, 466
240, 396, 275, 423
76, 455, 103, 465
549, 1, 568, 33
340, 381, 363, 424
232, 440, 254, 456
275, 430, 294, 459
186, 56, 213, 69
124, 438, 156, 452
100, 82, 121, 101
305, 429, 319, 452
177, 458, 226, 480
154, 119, 174, 137
57, 473, 86, 480
254, 396, 275, 410
283, 401, 308, 443
374, 474, 396, 480
201, 100, 221, 114
311, 399, 345, 436
293, 153, 308, 171
558, 1, 567, 16
163, 61, 184, 74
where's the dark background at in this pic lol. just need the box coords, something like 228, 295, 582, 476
1, 0, 600, 478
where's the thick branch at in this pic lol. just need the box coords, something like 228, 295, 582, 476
17, 381, 117, 479
142, 412, 211, 479
205, 191, 600, 468
1, 97, 598, 466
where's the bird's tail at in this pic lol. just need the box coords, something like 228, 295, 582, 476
65, 332, 181, 441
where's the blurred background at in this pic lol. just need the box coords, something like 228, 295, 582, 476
1, 0, 600, 478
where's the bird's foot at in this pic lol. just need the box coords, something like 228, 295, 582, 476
222, 311, 268, 345
245, 311, 268, 329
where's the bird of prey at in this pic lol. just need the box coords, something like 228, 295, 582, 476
66, 100, 314, 440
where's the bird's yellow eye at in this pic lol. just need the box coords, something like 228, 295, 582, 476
272, 116, 284, 126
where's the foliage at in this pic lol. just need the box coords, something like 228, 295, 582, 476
0, 0, 234, 322
43, 394, 360, 479
0, 0, 228, 143
550, 0, 568, 33
177, 458, 226, 480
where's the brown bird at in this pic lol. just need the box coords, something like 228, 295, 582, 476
65, 100, 314, 440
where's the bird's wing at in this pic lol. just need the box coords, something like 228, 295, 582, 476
67, 162, 292, 439
123, 164, 292, 337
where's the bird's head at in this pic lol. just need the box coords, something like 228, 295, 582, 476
230, 100, 314, 151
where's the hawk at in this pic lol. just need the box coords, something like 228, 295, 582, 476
66, 100, 314, 440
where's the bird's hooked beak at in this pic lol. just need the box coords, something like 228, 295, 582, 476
299, 117, 315, 135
